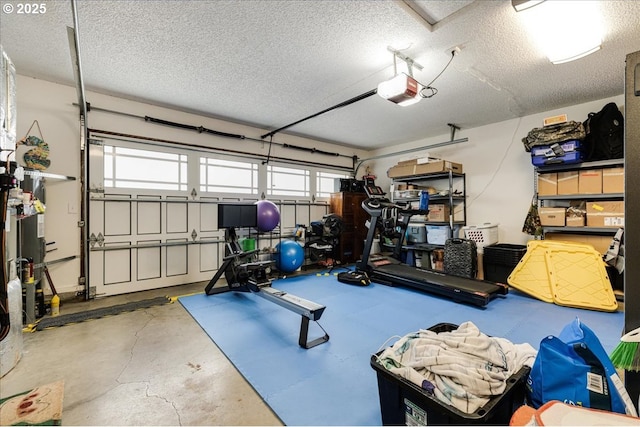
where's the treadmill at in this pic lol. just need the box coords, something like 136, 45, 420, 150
355, 184, 508, 307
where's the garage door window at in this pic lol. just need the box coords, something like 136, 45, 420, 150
316, 171, 349, 198
267, 165, 309, 197
199, 157, 258, 194
103, 145, 187, 191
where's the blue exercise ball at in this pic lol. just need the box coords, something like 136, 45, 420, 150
275, 240, 305, 273
255, 200, 280, 232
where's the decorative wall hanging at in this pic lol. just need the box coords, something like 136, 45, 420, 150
19, 120, 51, 170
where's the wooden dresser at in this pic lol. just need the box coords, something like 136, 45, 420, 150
329, 192, 368, 264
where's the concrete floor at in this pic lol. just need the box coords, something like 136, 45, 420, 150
0, 282, 284, 426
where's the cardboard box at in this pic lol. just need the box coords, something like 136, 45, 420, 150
398, 157, 435, 166
539, 207, 565, 226
557, 171, 579, 195
602, 167, 624, 194
586, 201, 624, 227
565, 216, 585, 227
544, 114, 568, 126
427, 204, 450, 222
387, 164, 416, 178
388, 159, 463, 178
544, 233, 612, 255
537, 173, 557, 196
578, 169, 602, 194
397, 158, 420, 166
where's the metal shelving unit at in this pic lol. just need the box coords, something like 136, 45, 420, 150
541, 226, 620, 234
535, 158, 623, 172
540, 193, 623, 201
391, 171, 466, 239
535, 159, 624, 236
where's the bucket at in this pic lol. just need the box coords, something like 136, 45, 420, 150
240, 238, 256, 252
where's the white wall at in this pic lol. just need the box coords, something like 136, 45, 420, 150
15, 76, 81, 297
14, 75, 367, 296
361, 95, 625, 245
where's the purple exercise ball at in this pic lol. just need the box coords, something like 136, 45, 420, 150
255, 200, 280, 232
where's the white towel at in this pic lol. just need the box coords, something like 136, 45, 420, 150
377, 322, 537, 414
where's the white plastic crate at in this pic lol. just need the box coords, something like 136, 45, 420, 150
463, 223, 498, 250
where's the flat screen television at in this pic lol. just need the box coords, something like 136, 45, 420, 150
218, 203, 258, 229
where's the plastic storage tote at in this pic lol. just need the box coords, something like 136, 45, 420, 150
483, 243, 527, 284
371, 323, 530, 425
530, 140, 583, 166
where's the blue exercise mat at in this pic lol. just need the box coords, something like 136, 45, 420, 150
179, 273, 624, 426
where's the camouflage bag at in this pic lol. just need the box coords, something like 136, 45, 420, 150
522, 121, 586, 152
522, 197, 542, 236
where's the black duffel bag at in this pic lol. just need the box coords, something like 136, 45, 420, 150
582, 102, 624, 161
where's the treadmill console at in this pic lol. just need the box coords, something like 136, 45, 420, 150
364, 185, 386, 198
362, 185, 394, 211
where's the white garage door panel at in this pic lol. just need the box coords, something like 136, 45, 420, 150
166, 201, 188, 233
105, 201, 131, 236
311, 205, 327, 223
199, 238, 220, 272
279, 203, 295, 229
166, 240, 188, 276
200, 201, 218, 232
137, 243, 161, 280
138, 202, 161, 234
296, 204, 311, 227
89, 137, 332, 297
104, 246, 132, 285
90, 139, 217, 297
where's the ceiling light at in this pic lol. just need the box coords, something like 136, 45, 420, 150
512, 0, 545, 12
516, 1, 602, 65
550, 45, 601, 65
377, 73, 421, 106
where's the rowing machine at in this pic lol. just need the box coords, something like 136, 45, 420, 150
205, 231, 329, 349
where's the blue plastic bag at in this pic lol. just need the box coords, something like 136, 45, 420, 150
527, 318, 637, 416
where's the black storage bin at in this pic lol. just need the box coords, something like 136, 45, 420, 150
606, 265, 624, 293
371, 323, 530, 425
483, 244, 527, 284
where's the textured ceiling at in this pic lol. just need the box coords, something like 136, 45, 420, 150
1, 0, 639, 150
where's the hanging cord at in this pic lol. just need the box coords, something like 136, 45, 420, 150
262, 135, 274, 165
466, 117, 522, 209
21, 119, 46, 143
416, 50, 457, 99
